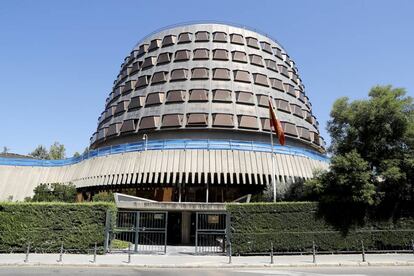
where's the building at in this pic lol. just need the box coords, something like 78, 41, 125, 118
0, 23, 328, 203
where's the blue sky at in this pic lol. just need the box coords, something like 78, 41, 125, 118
0, 0, 413, 156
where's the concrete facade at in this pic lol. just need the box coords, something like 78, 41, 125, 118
0, 23, 329, 202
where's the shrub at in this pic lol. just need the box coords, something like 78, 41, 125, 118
0, 202, 116, 253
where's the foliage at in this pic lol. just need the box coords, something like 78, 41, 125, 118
29, 145, 49, 160
49, 142, 66, 160
0, 202, 115, 253
2, 146, 10, 154
28, 183, 77, 203
305, 86, 413, 227
93, 192, 115, 202
227, 202, 414, 254
73, 152, 81, 158
111, 239, 130, 249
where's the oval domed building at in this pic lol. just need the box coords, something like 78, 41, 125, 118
0, 23, 328, 203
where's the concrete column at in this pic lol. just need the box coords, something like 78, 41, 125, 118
181, 212, 191, 244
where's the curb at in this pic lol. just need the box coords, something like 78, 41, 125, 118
0, 261, 414, 268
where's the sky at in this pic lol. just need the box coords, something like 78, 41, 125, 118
0, 0, 413, 157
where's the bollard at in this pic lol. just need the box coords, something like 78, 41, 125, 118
93, 242, 97, 263
411, 240, 414, 255
24, 243, 31, 263
270, 242, 274, 264
361, 240, 366, 262
228, 242, 232, 264
312, 241, 316, 264
58, 242, 64, 262
127, 243, 132, 263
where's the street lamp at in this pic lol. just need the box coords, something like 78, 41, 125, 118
142, 134, 148, 151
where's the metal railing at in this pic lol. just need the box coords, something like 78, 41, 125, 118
0, 139, 329, 167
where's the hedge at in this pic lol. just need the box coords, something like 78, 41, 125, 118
0, 202, 116, 253
226, 202, 414, 254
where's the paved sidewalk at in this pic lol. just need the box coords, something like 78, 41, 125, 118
0, 253, 414, 268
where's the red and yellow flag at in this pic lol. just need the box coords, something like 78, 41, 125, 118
268, 99, 285, 146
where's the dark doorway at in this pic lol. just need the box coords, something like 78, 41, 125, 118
167, 212, 181, 245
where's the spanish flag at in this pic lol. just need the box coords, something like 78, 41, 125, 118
268, 99, 285, 146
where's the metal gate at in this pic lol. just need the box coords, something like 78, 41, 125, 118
107, 210, 168, 254
195, 212, 228, 254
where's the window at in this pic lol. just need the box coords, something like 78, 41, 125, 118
290, 70, 298, 83
232, 51, 247, 63
151, 71, 168, 84
257, 95, 269, 107
129, 62, 140, 75
191, 68, 209, 79
97, 127, 108, 141
265, 59, 278, 72
170, 68, 188, 81
187, 113, 208, 126
146, 92, 165, 106
128, 96, 145, 110
139, 116, 160, 130
178, 32, 192, 44
162, 35, 176, 47
166, 90, 185, 103
297, 126, 311, 141
213, 68, 230, 80
189, 89, 208, 102
137, 44, 149, 57
236, 91, 254, 105
238, 115, 258, 129
213, 49, 228, 60
115, 100, 129, 115
284, 83, 296, 97
253, 73, 268, 87
233, 70, 250, 83
249, 54, 263, 67
213, 32, 227, 42
261, 118, 271, 131
105, 106, 116, 118
193, 48, 209, 60
112, 86, 123, 98
260, 41, 273, 54
298, 91, 305, 103
157, 52, 172, 64
148, 39, 161, 52
213, 114, 233, 127
278, 65, 289, 77
213, 89, 232, 102
269, 78, 284, 92
175, 50, 191, 61
141, 56, 156, 69
246, 37, 259, 48
122, 80, 136, 94
107, 123, 122, 137
120, 119, 137, 133
162, 114, 183, 128
135, 75, 150, 88
282, 122, 298, 136
310, 131, 320, 146
230, 34, 244, 45
290, 104, 304, 118
195, 31, 209, 42
273, 47, 283, 60
119, 69, 128, 80
275, 99, 291, 113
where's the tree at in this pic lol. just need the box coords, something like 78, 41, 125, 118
49, 142, 66, 160
92, 192, 115, 202
2, 146, 10, 154
307, 85, 413, 207
73, 152, 81, 158
29, 145, 50, 160
30, 183, 76, 202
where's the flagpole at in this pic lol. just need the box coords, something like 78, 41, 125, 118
269, 98, 277, 203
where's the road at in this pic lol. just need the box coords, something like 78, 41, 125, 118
0, 266, 413, 276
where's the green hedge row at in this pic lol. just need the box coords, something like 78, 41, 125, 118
0, 202, 116, 253
226, 202, 414, 254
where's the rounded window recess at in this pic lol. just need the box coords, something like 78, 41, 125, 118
187, 113, 208, 126
213, 32, 227, 42
178, 32, 192, 44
